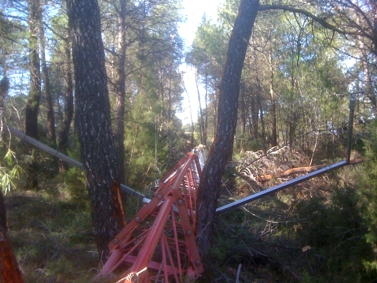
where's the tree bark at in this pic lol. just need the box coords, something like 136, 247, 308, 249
25, 0, 42, 140
40, 6, 58, 174
196, 0, 260, 255
58, 39, 74, 171
25, 0, 42, 189
112, 0, 127, 184
196, 71, 206, 145
67, 0, 126, 262
40, 10, 56, 148
269, 51, 277, 147
251, 91, 259, 139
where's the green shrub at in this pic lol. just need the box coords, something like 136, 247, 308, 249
61, 167, 88, 205
358, 121, 377, 275
293, 185, 376, 282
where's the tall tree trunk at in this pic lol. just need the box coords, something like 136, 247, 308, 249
40, 7, 58, 174
204, 73, 208, 145
239, 83, 247, 152
0, 77, 9, 141
58, 39, 74, 171
113, 0, 127, 184
251, 92, 259, 139
254, 55, 266, 151
258, 88, 266, 151
196, 0, 259, 255
196, 71, 205, 145
40, 12, 56, 147
289, 74, 296, 147
268, 52, 277, 147
364, 0, 377, 57
68, 0, 125, 262
289, 31, 302, 148
167, 63, 174, 123
25, 0, 42, 188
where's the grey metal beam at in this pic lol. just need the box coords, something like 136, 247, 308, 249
7, 124, 145, 199
216, 160, 348, 214
346, 93, 356, 164
8, 125, 83, 168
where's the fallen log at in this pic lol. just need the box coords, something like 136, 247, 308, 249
257, 159, 363, 183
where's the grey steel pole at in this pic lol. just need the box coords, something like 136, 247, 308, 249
216, 161, 347, 214
6, 124, 145, 199
346, 93, 356, 164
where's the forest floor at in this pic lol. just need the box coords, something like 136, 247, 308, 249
5, 190, 99, 283
4, 147, 375, 282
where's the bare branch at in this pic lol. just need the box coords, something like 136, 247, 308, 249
258, 4, 375, 43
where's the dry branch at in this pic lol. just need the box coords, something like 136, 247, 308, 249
257, 158, 363, 183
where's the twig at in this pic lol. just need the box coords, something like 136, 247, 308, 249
236, 264, 242, 283
242, 206, 309, 225
257, 239, 302, 251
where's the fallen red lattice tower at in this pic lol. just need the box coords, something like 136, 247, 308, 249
99, 152, 204, 282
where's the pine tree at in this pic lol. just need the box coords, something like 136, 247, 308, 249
359, 121, 377, 273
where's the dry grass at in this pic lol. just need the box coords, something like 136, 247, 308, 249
5, 191, 99, 283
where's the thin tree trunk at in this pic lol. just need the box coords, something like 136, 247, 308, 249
268, 52, 277, 147
25, 0, 42, 189
167, 63, 174, 122
58, 40, 74, 171
40, 7, 58, 174
204, 73, 208, 145
196, 71, 205, 145
289, 67, 296, 147
183, 86, 195, 148
40, 12, 56, 147
251, 92, 259, 139
239, 83, 247, 152
257, 83, 266, 152
196, 0, 259, 255
113, 0, 127, 184
254, 57, 266, 151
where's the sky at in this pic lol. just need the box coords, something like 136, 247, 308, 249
176, 0, 224, 124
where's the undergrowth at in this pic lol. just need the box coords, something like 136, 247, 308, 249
4, 167, 148, 283
6, 163, 376, 283
199, 162, 377, 283
4, 126, 377, 282
6, 193, 98, 282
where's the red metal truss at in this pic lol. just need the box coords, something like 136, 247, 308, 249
99, 152, 204, 282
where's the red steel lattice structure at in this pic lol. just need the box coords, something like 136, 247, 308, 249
99, 152, 204, 282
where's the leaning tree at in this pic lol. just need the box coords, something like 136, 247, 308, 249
196, 0, 260, 254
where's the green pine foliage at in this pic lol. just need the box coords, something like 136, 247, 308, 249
358, 121, 377, 273
294, 187, 374, 282
59, 167, 87, 206
202, 174, 377, 282
124, 92, 189, 190
0, 148, 25, 194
